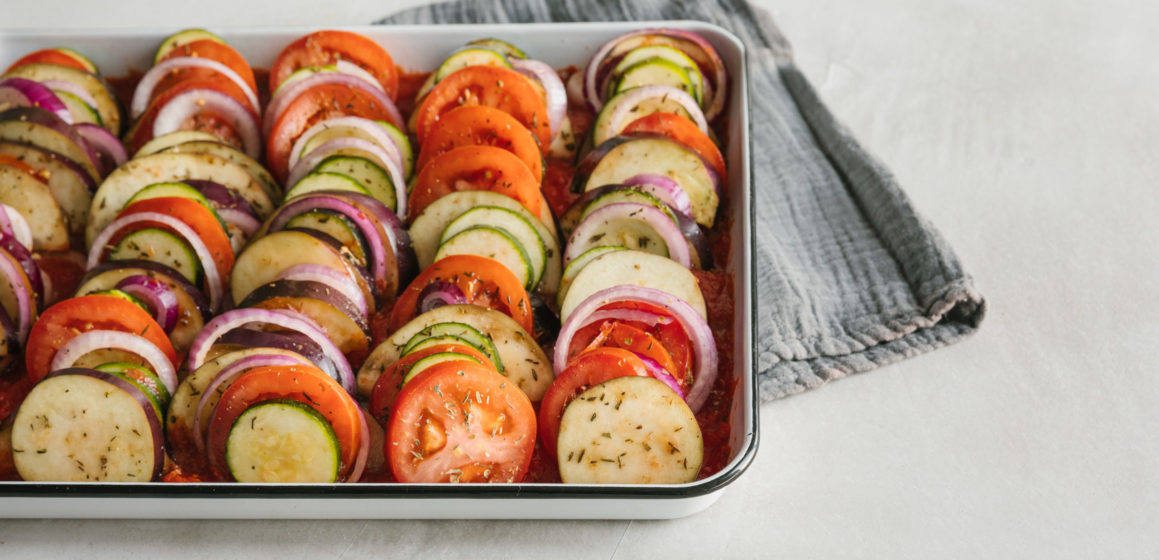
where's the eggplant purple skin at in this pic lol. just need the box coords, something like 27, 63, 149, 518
529, 292, 561, 346
0, 140, 98, 193
236, 278, 371, 336
43, 367, 166, 481
183, 179, 257, 216
0, 232, 45, 310
79, 259, 211, 321
279, 226, 379, 303
0, 106, 101, 176
217, 329, 341, 382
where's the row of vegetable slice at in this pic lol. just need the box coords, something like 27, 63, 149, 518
0, 25, 734, 485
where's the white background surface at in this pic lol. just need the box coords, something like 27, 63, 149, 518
3, 0, 1158, 557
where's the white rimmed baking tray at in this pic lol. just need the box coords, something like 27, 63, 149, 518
0, 21, 754, 519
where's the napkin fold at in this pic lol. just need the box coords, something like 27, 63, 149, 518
376, 0, 986, 401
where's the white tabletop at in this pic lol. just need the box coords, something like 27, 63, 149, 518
3, 0, 1157, 557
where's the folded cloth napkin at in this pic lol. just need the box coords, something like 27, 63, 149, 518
377, 0, 987, 401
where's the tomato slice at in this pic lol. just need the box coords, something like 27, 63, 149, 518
24, 294, 177, 383
266, 82, 402, 183
369, 343, 493, 425
569, 300, 694, 389
536, 348, 650, 460
407, 145, 550, 226
269, 30, 399, 100
147, 66, 258, 115
417, 105, 544, 183
569, 321, 679, 377
622, 112, 727, 184
158, 39, 258, 95
389, 254, 534, 335
413, 66, 551, 150
387, 360, 536, 483
205, 364, 363, 481
5, 49, 91, 73
115, 197, 235, 282
125, 78, 256, 155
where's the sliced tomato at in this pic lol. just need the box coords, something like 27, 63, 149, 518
407, 145, 550, 225
413, 66, 551, 150
158, 39, 258, 95
388, 254, 534, 335
417, 105, 544, 183
24, 294, 177, 383
568, 300, 694, 389
5, 49, 92, 73
536, 348, 650, 460
369, 343, 493, 425
125, 79, 257, 155
147, 66, 258, 115
266, 82, 402, 183
115, 197, 235, 281
569, 321, 679, 377
387, 360, 536, 483
622, 112, 727, 184
269, 30, 398, 100
205, 363, 364, 481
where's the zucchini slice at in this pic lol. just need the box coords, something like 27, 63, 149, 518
226, 399, 340, 483
153, 28, 227, 64
400, 352, 483, 385
408, 190, 560, 296
358, 304, 552, 401
310, 155, 396, 211
284, 171, 373, 201
613, 59, 698, 101
556, 245, 628, 308
441, 206, 547, 291
108, 227, 203, 285
434, 226, 534, 291
434, 47, 512, 81
556, 376, 703, 484
400, 322, 503, 373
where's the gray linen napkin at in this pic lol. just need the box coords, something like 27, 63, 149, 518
376, 0, 987, 402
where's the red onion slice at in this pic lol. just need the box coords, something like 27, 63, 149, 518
0, 233, 44, 311
268, 194, 390, 298
622, 174, 694, 219
38, 79, 100, 109
511, 59, 567, 141
607, 85, 708, 135
637, 353, 687, 400
263, 71, 403, 136
581, 308, 673, 328
554, 285, 717, 412
285, 137, 407, 218
49, 329, 178, 394
347, 408, 371, 483
583, 29, 729, 121
151, 88, 261, 159
115, 274, 179, 333
186, 307, 355, 394
86, 211, 225, 312
417, 280, 468, 315
0, 245, 36, 344
192, 352, 308, 453
564, 202, 692, 268
277, 263, 368, 319
0, 77, 72, 123
287, 116, 405, 175
218, 208, 260, 238
0, 205, 34, 250
73, 123, 127, 173
130, 56, 259, 119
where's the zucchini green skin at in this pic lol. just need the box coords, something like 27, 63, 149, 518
225, 399, 340, 483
